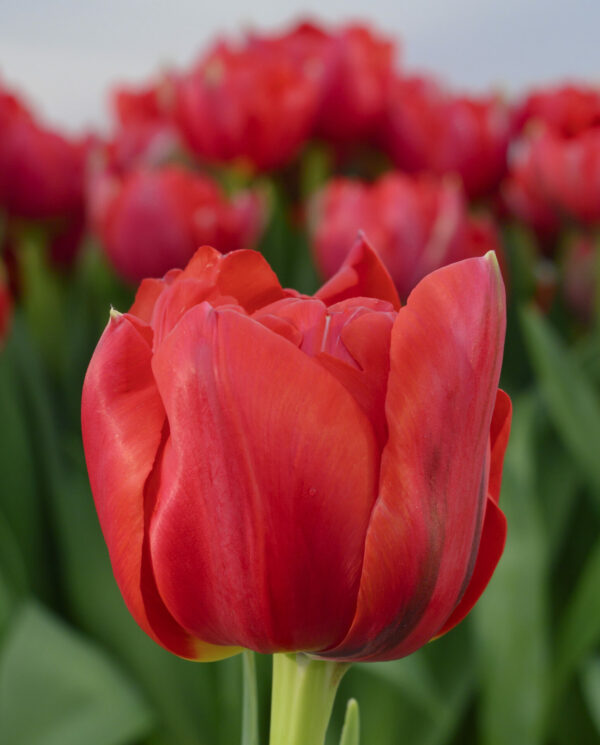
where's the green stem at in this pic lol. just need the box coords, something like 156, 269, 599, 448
241, 651, 259, 745
269, 653, 351, 745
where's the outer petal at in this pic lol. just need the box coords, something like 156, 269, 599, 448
325, 252, 506, 661
435, 389, 511, 636
315, 235, 401, 310
149, 304, 379, 653
81, 313, 235, 661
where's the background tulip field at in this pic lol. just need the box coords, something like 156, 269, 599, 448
1, 12, 600, 745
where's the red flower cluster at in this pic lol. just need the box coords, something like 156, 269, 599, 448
82, 239, 510, 662
310, 172, 502, 298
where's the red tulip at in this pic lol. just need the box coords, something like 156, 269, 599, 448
82, 237, 510, 662
310, 173, 503, 299
516, 84, 600, 137
501, 135, 561, 240
505, 127, 600, 228
381, 75, 513, 199
175, 39, 321, 171
562, 233, 596, 322
108, 74, 182, 170
0, 84, 86, 220
88, 165, 264, 282
252, 21, 396, 144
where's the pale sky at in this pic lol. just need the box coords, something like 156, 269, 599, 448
1, 0, 598, 133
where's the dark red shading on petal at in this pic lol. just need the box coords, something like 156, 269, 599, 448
324, 253, 506, 662
81, 313, 234, 660
149, 303, 379, 653
315, 235, 401, 310
433, 389, 512, 636
435, 499, 507, 636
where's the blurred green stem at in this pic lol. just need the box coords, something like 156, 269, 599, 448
241, 651, 259, 745
269, 653, 350, 745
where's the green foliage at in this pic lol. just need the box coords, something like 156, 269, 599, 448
0, 602, 153, 745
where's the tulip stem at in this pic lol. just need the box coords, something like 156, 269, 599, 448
269, 653, 351, 745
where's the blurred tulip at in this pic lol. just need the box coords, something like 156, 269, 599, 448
0, 83, 86, 220
175, 39, 321, 171
108, 74, 183, 170
253, 21, 396, 144
82, 237, 509, 662
381, 75, 514, 199
88, 165, 264, 282
505, 127, 600, 229
310, 172, 503, 299
562, 233, 597, 322
516, 84, 600, 137
501, 135, 561, 240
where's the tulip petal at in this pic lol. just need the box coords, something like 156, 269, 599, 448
434, 389, 511, 635
82, 313, 235, 661
150, 303, 379, 653
488, 389, 512, 504
315, 234, 401, 310
217, 249, 287, 311
325, 253, 505, 661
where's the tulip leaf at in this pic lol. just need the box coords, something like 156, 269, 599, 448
339, 699, 360, 745
535, 424, 582, 562
581, 656, 600, 734
553, 534, 600, 698
0, 327, 51, 598
520, 305, 600, 500
241, 651, 259, 745
473, 395, 549, 745
0, 602, 153, 745
550, 679, 600, 745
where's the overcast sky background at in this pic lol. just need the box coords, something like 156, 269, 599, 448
1, 0, 598, 133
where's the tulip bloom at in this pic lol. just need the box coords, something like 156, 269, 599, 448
0, 84, 86, 220
175, 39, 321, 171
82, 236, 510, 663
310, 173, 503, 299
88, 165, 264, 282
108, 74, 182, 170
252, 21, 396, 144
516, 84, 600, 137
504, 127, 600, 229
381, 75, 513, 199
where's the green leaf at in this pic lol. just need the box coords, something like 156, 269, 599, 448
536, 424, 582, 562
339, 699, 360, 745
0, 602, 153, 745
241, 651, 259, 745
550, 679, 600, 745
473, 395, 549, 745
581, 656, 600, 734
554, 535, 600, 697
520, 305, 600, 500
0, 329, 51, 598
